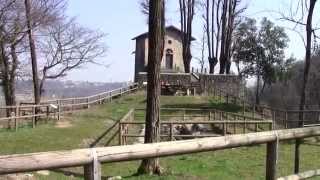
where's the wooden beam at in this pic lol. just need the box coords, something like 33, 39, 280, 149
0, 127, 320, 175
277, 169, 320, 180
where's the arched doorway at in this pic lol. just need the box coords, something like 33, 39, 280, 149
165, 49, 173, 69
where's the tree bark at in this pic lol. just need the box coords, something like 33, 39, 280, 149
255, 74, 261, 105
179, 0, 194, 73
0, 40, 16, 117
295, 0, 317, 174
25, 0, 41, 105
298, 0, 317, 123
137, 0, 165, 175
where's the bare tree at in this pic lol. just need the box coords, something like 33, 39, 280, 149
137, 0, 165, 175
38, 18, 107, 98
279, 0, 318, 173
179, 0, 195, 73
219, 0, 243, 74
202, 0, 244, 74
25, 0, 41, 106
0, 0, 25, 116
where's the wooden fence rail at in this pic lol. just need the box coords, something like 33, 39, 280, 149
0, 84, 139, 130
89, 109, 135, 147
277, 169, 320, 180
119, 120, 273, 143
0, 127, 320, 180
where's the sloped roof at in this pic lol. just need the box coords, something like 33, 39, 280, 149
132, 25, 196, 41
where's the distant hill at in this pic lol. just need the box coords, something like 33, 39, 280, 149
1, 80, 130, 103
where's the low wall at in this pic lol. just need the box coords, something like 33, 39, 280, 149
137, 72, 191, 86
199, 75, 242, 97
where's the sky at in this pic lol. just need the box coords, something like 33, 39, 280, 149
64, 0, 318, 83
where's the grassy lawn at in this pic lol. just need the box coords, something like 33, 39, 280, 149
0, 91, 319, 179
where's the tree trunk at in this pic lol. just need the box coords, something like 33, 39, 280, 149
0, 42, 16, 117
179, 0, 194, 73
209, 57, 217, 74
295, 0, 317, 174
298, 0, 316, 124
137, 0, 165, 175
25, 0, 40, 106
219, 0, 228, 74
255, 74, 261, 105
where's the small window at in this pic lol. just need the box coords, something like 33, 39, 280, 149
168, 40, 172, 44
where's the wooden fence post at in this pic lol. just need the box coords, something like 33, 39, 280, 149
294, 138, 301, 174
46, 105, 49, 118
84, 150, 101, 180
71, 99, 75, 111
98, 95, 102, 105
87, 98, 90, 109
119, 123, 123, 145
272, 110, 276, 130
15, 105, 19, 131
285, 111, 288, 129
266, 141, 277, 180
243, 101, 245, 115
252, 105, 255, 118
57, 100, 61, 121
32, 106, 36, 128
170, 123, 174, 141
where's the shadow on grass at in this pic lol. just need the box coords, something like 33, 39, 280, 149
89, 116, 119, 147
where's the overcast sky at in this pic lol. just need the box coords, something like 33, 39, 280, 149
64, 0, 318, 83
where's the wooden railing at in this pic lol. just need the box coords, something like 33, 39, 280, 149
119, 120, 273, 145
0, 127, 319, 180
89, 109, 135, 147
0, 84, 139, 131
209, 87, 320, 130
129, 108, 273, 143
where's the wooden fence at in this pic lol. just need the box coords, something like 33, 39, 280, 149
119, 108, 273, 145
0, 84, 138, 131
0, 127, 319, 180
89, 109, 135, 147
210, 87, 320, 129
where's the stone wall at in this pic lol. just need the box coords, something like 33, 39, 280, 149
137, 73, 243, 97
199, 75, 243, 97
137, 72, 191, 86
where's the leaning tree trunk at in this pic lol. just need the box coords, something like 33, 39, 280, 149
295, 0, 317, 174
137, 0, 165, 175
25, 0, 40, 106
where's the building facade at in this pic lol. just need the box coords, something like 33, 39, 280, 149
132, 26, 195, 81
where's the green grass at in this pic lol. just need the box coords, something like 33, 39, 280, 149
1, 91, 320, 179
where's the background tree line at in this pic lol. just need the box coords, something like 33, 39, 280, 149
0, 0, 107, 115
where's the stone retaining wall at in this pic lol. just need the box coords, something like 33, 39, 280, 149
199, 75, 242, 97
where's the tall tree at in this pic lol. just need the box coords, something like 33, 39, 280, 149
0, 0, 25, 116
219, 0, 243, 74
233, 18, 288, 105
282, 0, 318, 174
202, 0, 219, 73
179, 0, 195, 73
137, 0, 165, 175
202, 0, 244, 74
38, 18, 107, 97
0, 0, 63, 116
24, 0, 40, 106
